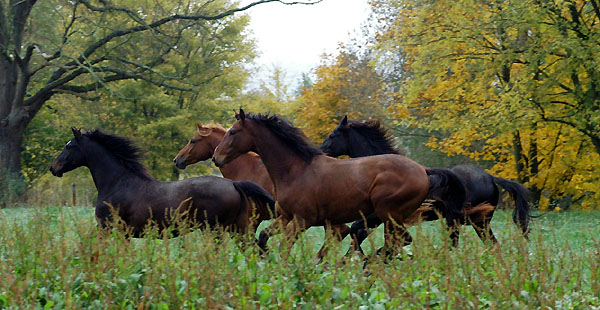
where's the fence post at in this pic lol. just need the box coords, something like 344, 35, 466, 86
72, 183, 77, 206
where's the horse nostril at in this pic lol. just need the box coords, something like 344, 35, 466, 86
211, 157, 216, 164
173, 158, 177, 164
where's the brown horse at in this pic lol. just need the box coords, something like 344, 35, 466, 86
320, 117, 506, 247
174, 123, 275, 221
50, 128, 275, 238
173, 122, 351, 255
213, 109, 463, 257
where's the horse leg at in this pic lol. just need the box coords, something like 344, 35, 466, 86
257, 216, 289, 255
348, 213, 383, 255
278, 217, 309, 255
380, 219, 412, 260
446, 217, 461, 247
318, 223, 350, 259
473, 218, 498, 245
467, 205, 498, 245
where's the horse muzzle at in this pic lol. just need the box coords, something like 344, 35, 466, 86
173, 156, 187, 170
212, 156, 225, 168
49, 165, 63, 177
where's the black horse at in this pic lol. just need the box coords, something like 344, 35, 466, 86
50, 128, 275, 237
321, 116, 531, 247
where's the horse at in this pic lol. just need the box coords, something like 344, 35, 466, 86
50, 128, 275, 238
173, 123, 276, 221
173, 122, 351, 255
212, 109, 465, 257
320, 116, 531, 246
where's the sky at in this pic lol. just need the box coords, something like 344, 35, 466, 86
240, 0, 371, 88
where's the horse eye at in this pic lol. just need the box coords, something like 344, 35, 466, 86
190, 140, 197, 144
229, 130, 236, 136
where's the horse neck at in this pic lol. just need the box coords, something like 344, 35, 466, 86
348, 129, 396, 158
348, 131, 382, 157
207, 129, 246, 179
250, 123, 310, 184
205, 129, 225, 157
84, 143, 149, 194
219, 153, 258, 180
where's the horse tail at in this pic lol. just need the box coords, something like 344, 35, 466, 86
426, 168, 467, 225
232, 181, 277, 219
491, 176, 531, 235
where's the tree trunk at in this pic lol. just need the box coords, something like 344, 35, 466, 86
0, 114, 27, 177
0, 52, 29, 177
513, 130, 527, 184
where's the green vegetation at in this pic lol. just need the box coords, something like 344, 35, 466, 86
0, 207, 597, 309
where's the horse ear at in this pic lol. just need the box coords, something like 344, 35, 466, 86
197, 122, 204, 131
239, 108, 246, 121
198, 127, 213, 137
71, 127, 82, 141
339, 115, 348, 127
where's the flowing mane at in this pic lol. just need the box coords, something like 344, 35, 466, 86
242, 113, 323, 163
84, 129, 153, 180
348, 120, 400, 155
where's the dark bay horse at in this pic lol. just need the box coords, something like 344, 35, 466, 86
212, 109, 465, 257
50, 128, 274, 237
320, 116, 531, 246
173, 122, 351, 254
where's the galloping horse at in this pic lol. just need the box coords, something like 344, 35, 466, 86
320, 116, 531, 246
213, 109, 465, 257
173, 123, 276, 220
173, 122, 351, 254
50, 128, 274, 237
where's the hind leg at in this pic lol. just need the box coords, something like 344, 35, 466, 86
469, 207, 498, 244
348, 213, 383, 255
379, 219, 412, 259
473, 218, 498, 244
447, 219, 461, 247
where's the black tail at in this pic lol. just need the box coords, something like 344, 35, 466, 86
233, 181, 277, 219
426, 168, 467, 225
491, 176, 531, 235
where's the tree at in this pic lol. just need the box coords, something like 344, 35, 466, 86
237, 65, 298, 118
295, 45, 387, 142
0, 0, 320, 178
370, 0, 600, 208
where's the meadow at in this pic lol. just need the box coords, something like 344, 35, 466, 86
0, 206, 598, 309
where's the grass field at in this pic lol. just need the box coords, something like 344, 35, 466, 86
0, 206, 598, 309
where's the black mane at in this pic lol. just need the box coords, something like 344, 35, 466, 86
84, 129, 153, 180
348, 120, 400, 155
244, 113, 323, 162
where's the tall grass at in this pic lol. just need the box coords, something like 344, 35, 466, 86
0, 207, 598, 309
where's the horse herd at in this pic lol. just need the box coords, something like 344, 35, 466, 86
49, 108, 531, 259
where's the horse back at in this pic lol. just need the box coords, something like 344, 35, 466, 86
275, 154, 429, 225
451, 165, 499, 206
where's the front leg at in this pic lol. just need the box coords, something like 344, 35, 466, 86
278, 217, 309, 255
257, 216, 289, 255
95, 202, 114, 231
318, 223, 350, 259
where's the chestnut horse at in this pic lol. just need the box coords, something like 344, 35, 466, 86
50, 128, 274, 237
320, 116, 530, 246
213, 109, 465, 257
173, 122, 351, 255
173, 123, 276, 221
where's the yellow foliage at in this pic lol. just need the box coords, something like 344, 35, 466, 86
372, 0, 600, 209
295, 48, 387, 142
